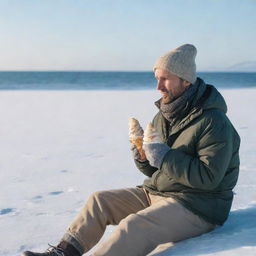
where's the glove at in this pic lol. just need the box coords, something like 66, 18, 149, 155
143, 143, 170, 169
130, 144, 147, 162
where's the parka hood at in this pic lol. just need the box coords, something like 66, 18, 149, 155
196, 78, 227, 113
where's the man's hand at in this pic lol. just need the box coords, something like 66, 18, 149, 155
130, 144, 147, 162
143, 143, 170, 169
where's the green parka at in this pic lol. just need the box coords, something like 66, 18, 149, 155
136, 78, 240, 225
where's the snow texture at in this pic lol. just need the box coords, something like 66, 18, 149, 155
0, 89, 255, 255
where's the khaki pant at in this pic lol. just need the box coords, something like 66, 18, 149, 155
63, 188, 215, 256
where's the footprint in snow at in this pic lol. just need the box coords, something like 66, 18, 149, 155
32, 195, 43, 201
0, 208, 15, 215
60, 169, 68, 173
49, 191, 64, 196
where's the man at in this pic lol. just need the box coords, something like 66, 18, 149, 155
22, 44, 240, 256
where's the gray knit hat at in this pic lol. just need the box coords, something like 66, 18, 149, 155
153, 44, 197, 84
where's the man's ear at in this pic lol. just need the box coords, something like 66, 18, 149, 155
183, 80, 191, 88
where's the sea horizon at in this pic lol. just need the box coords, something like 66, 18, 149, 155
0, 70, 256, 72
0, 71, 255, 90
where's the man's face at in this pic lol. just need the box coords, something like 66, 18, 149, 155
155, 68, 191, 104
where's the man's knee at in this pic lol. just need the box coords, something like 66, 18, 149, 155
87, 190, 109, 206
109, 213, 157, 253
118, 213, 142, 234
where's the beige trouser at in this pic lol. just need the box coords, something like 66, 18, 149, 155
64, 188, 215, 256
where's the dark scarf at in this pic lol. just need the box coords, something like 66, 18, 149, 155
155, 79, 200, 125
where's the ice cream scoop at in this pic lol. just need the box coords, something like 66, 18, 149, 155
143, 122, 162, 144
129, 118, 143, 137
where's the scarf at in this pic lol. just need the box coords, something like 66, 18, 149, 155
155, 79, 200, 125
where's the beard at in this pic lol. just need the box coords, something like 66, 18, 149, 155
161, 91, 174, 104
160, 83, 188, 104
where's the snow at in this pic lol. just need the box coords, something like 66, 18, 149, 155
0, 89, 256, 255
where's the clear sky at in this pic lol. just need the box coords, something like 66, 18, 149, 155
0, 0, 255, 71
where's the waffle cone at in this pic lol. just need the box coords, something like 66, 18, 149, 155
131, 137, 143, 149
130, 137, 146, 160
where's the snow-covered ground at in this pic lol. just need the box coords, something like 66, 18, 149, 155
0, 89, 255, 256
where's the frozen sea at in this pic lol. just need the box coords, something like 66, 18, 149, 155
0, 82, 256, 254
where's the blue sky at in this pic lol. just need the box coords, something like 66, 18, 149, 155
0, 0, 255, 71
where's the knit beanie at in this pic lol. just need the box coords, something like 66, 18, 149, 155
153, 44, 197, 84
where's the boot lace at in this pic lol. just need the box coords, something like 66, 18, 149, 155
46, 244, 65, 256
